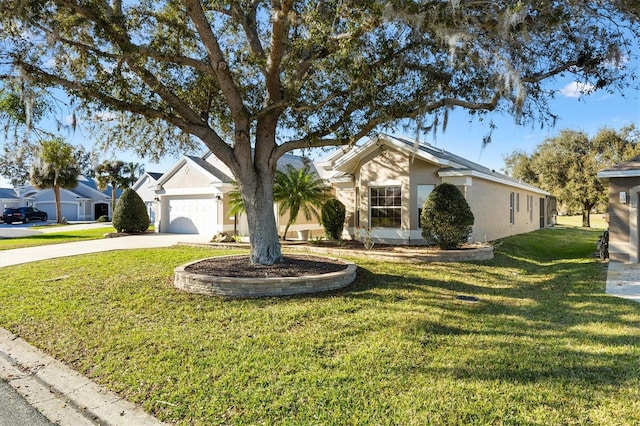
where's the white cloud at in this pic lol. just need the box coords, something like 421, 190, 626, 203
559, 81, 595, 98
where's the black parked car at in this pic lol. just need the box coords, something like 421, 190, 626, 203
1, 207, 48, 224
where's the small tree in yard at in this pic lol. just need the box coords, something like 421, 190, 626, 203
421, 183, 474, 250
112, 188, 150, 233
273, 165, 329, 240
321, 198, 346, 240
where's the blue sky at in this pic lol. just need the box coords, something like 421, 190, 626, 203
1, 68, 639, 187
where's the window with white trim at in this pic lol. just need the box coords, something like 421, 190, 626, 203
370, 186, 402, 228
509, 192, 515, 225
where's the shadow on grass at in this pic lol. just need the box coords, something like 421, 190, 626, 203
326, 228, 640, 387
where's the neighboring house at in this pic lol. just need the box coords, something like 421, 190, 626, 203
151, 134, 554, 243
15, 176, 120, 222
597, 156, 640, 263
317, 133, 555, 244
131, 172, 163, 223
0, 188, 20, 211
152, 151, 321, 237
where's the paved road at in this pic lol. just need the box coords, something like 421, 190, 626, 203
0, 380, 53, 426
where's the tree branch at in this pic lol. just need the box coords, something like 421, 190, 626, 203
184, 0, 248, 122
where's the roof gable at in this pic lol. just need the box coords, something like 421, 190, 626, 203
324, 133, 548, 195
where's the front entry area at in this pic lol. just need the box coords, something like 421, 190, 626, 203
94, 203, 109, 220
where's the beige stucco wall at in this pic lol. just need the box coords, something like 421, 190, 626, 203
409, 158, 443, 229
356, 147, 411, 230
464, 178, 544, 242
163, 163, 213, 189
339, 144, 547, 244
606, 177, 640, 263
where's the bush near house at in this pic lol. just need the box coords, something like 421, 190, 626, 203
321, 198, 346, 240
112, 188, 150, 233
421, 183, 474, 249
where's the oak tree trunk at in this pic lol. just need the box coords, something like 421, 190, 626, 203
582, 208, 591, 228
237, 167, 283, 265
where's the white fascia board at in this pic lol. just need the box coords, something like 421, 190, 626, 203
328, 175, 354, 184
379, 134, 450, 167
332, 141, 376, 173
156, 156, 229, 188
438, 169, 549, 195
597, 170, 640, 179
157, 186, 226, 197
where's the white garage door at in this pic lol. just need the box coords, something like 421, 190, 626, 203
166, 196, 218, 235
36, 202, 78, 221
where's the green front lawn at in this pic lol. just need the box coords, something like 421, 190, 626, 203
0, 227, 116, 250
1, 228, 639, 425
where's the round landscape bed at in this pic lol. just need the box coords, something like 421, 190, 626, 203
174, 254, 357, 298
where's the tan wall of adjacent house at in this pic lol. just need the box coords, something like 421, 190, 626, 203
606, 177, 640, 262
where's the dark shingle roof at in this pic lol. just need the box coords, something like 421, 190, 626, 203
387, 134, 523, 184
147, 172, 163, 181
0, 188, 18, 199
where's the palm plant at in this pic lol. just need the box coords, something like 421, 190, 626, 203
123, 162, 145, 187
273, 165, 330, 240
30, 138, 79, 223
95, 160, 129, 212
227, 183, 246, 237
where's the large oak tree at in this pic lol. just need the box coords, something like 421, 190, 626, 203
1, 1, 638, 263
504, 126, 640, 227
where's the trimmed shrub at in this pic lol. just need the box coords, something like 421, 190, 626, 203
112, 188, 150, 233
421, 183, 474, 249
96, 215, 109, 223
321, 198, 346, 240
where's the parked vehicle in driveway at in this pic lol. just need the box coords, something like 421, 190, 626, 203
1, 207, 48, 224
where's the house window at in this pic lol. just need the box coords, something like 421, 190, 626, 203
509, 192, 515, 225
516, 193, 520, 212
370, 186, 402, 228
417, 184, 435, 223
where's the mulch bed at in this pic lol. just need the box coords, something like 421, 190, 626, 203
184, 254, 348, 278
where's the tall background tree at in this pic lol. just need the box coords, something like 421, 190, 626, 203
95, 160, 145, 212
0, 80, 95, 186
1, 1, 638, 263
504, 126, 640, 227
30, 137, 79, 223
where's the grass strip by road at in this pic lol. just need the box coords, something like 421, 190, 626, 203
0, 227, 116, 250
1, 228, 639, 425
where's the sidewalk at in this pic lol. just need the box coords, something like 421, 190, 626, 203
0, 231, 211, 424
605, 261, 640, 303
0, 232, 207, 267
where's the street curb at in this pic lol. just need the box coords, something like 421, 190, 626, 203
0, 328, 165, 425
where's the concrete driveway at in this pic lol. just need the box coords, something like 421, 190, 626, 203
0, 221, 50, 238
0, 230, 210, 268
